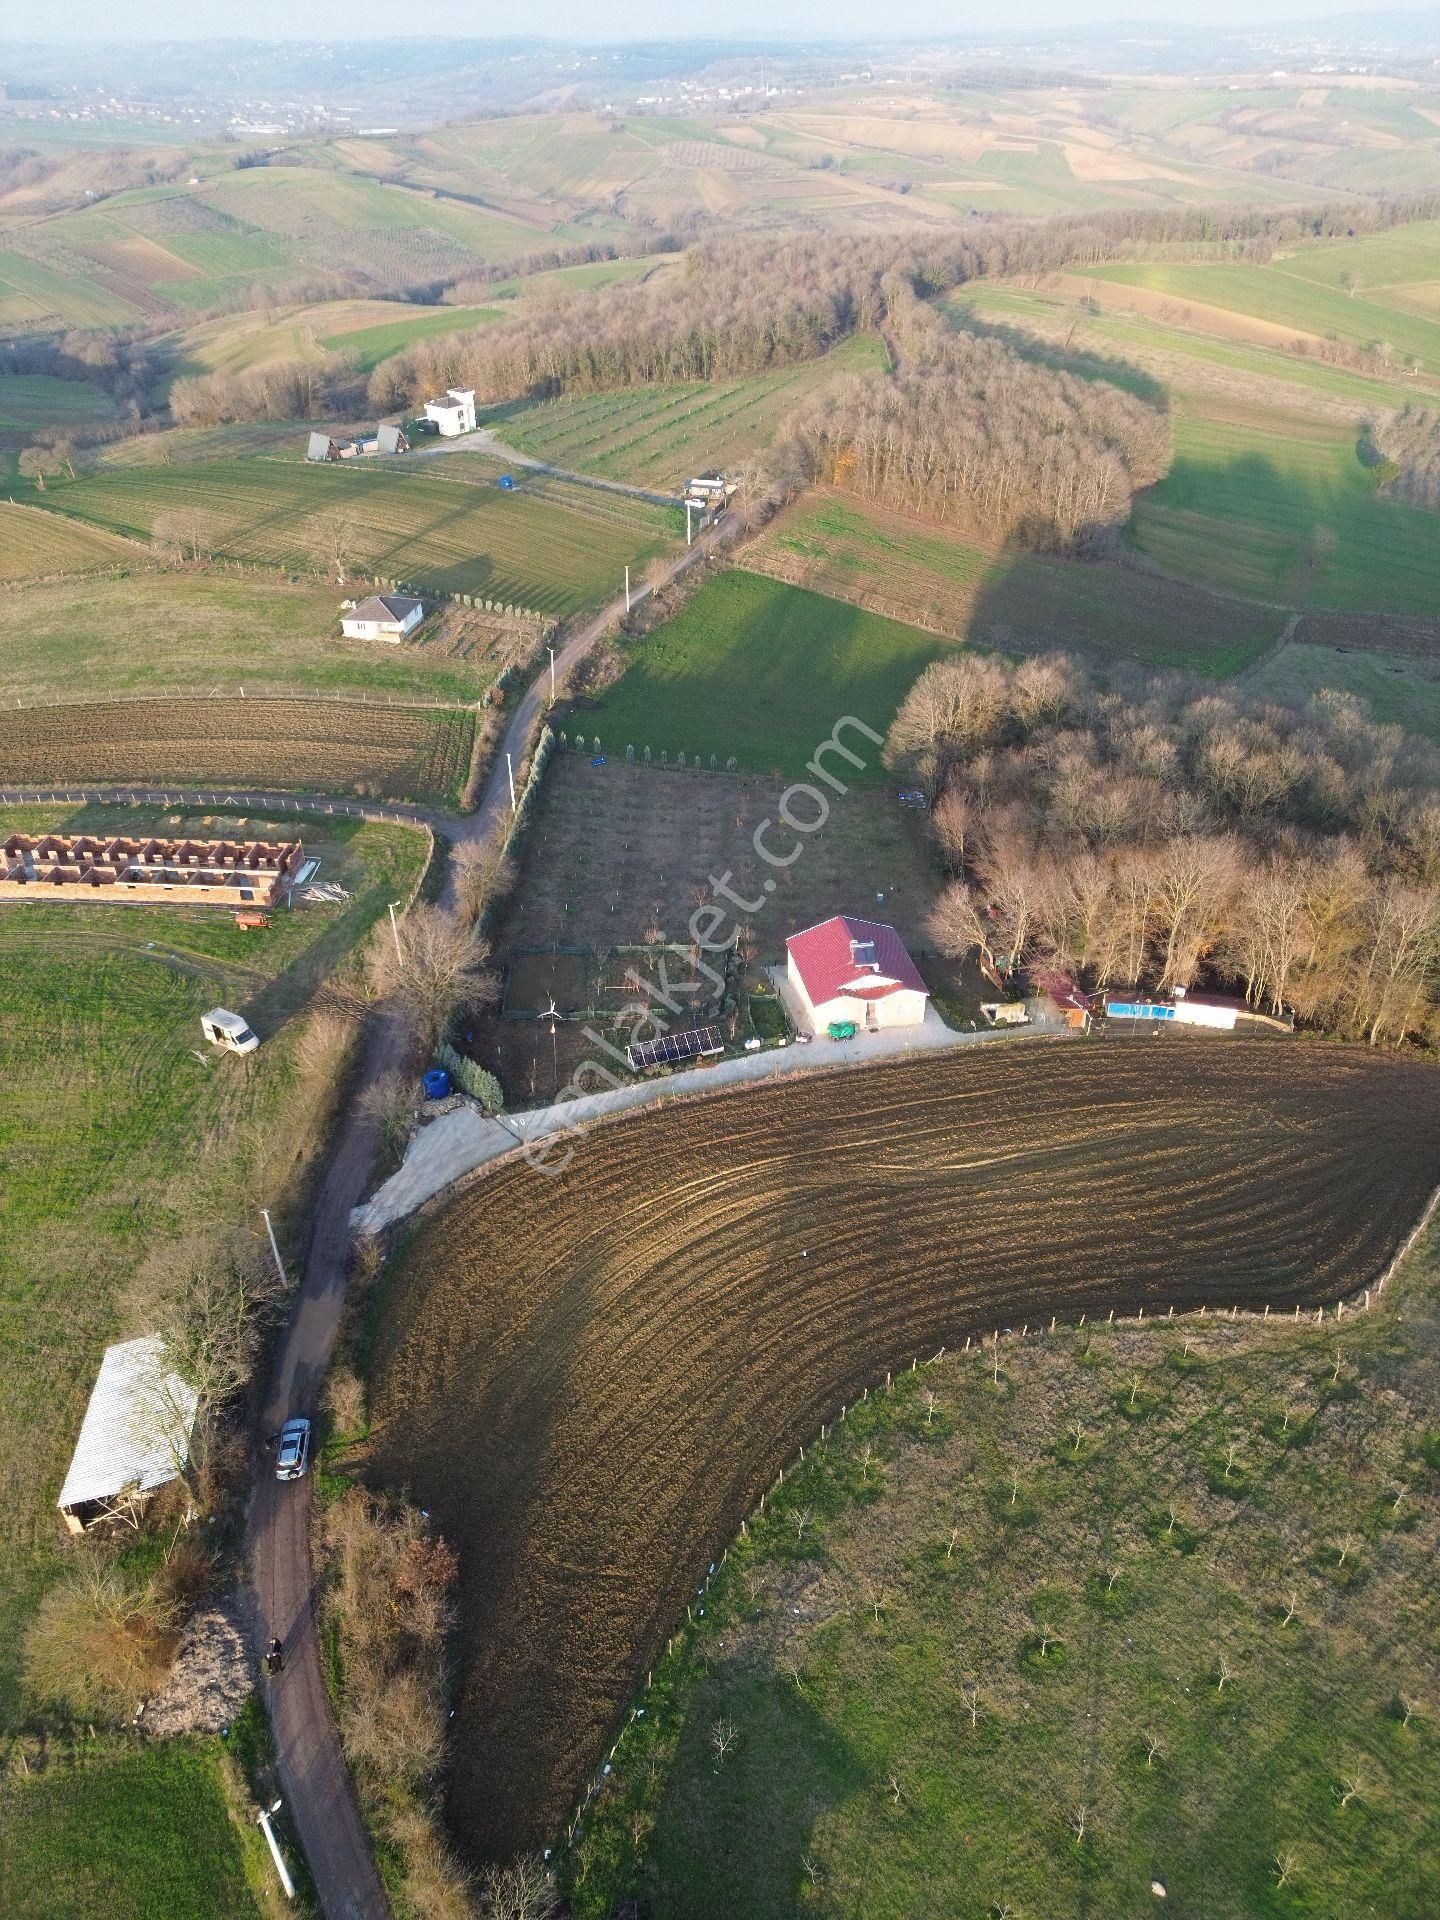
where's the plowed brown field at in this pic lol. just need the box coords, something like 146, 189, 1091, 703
365, 1037, 1440, 1863
0, 697, 474, 803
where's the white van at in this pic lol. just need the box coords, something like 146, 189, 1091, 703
201, 1008, 259, 1055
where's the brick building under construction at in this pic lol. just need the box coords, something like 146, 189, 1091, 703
0, 833, 305, 907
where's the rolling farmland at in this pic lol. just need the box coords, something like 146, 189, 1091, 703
365, 1038, 1440, 1862
496, 332, 888, 490
1089, 249, 1440, 375
743, 493, 1284, 677
587, 571, 949, 779
30, 460, 676, 614
0, 808, 427, 1727
0, 696, 475, 802
1129, 414, 1440, 615
0, 570, 492, 703
0, 502, 144, 582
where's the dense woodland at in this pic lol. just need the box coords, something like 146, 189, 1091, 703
1369, 404, 1440, 512
372, 190, 1440, 412
889, 654, 1440, 1046
781, 282, 1170, 550
168, 352, 364, 429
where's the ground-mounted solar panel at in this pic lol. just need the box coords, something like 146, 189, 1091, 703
627, 1024, 725, 1071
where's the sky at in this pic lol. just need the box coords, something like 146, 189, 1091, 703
6, 0, 1435, 41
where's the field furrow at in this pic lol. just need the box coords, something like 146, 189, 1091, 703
365, 1036, 1440, 1863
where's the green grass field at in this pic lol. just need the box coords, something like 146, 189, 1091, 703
0, 809, 428, 1727
0, 375, 117, 431
1090, 255, 1440, 375
744, 495, 1284, 679
0, 568, 491, 702
943, 281, 1435, 418
319, 302, 501, 373
1241, 642, 1440, 742
0, 502, 143, 582
27, 459, 676, 615
495, 333, 888, 491
568, 1236, 1440, 1920
587, 571, 949, 779
0, 1739, 261, 1920
1129, 415, 1440, 614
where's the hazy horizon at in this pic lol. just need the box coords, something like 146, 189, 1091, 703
4, 0, 1437, 46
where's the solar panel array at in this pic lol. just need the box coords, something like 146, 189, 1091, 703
627, 1025, 725, 1071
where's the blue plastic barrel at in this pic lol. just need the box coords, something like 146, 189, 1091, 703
422, 1068, 451, 1100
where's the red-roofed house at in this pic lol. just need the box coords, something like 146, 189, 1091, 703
785, 915, 930, 1033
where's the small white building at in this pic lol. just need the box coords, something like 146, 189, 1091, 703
423, 388, 477, 437
1171, 986, 1243, 1030
785, 914, 930, 1033
341, 593, 425, 642
58, 1335, 199, 1534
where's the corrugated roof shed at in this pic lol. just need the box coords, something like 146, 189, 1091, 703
58, 1335, 198, 1516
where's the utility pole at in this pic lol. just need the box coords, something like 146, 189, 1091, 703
387, 900, 402, 961
548, 643, 556, 703
506, 751, 517, 813
260, 1209, 286, 1289
685, 499, 694, 547
624, 564, 631, 612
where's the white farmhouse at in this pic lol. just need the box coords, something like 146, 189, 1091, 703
341, 593, 425, 642
785, 914, 930, 1033
423, 388, 477, 436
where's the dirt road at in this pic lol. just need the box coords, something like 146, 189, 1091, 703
408, 424, 685, 509
239, 502, 745, 1917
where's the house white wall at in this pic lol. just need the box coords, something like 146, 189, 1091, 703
341, 604, 423, 643
785, 954, 927, 1032
424, 388, 477, 436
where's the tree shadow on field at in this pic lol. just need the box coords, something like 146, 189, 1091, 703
950, 308, 1169, 409
642, 1666, 867, 1920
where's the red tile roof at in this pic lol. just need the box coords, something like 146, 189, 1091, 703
786, 915, 928, 1006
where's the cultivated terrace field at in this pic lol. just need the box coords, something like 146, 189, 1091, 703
494, 332, 888, 493
0, 695, 475, 804
363, 1037, 1440, 1866
0, 501, 146, 583
25, 458, 676, 616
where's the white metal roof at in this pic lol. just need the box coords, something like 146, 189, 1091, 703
203, 1007, 251, 1036
57, 1335, 199, 1513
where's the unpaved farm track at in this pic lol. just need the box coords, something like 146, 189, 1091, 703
364, 1036, 1440, 1863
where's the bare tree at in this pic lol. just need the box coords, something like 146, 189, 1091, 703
711, 1719, 738, 1770
369, 905, 498, 1046
477, 1854, 558, 1920
308, 509, 360, 588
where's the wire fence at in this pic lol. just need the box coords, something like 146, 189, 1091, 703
0, 787, 433, 826
1, 688, 479, 713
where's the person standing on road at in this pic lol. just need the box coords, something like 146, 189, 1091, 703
266, 1637, 284, 1675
